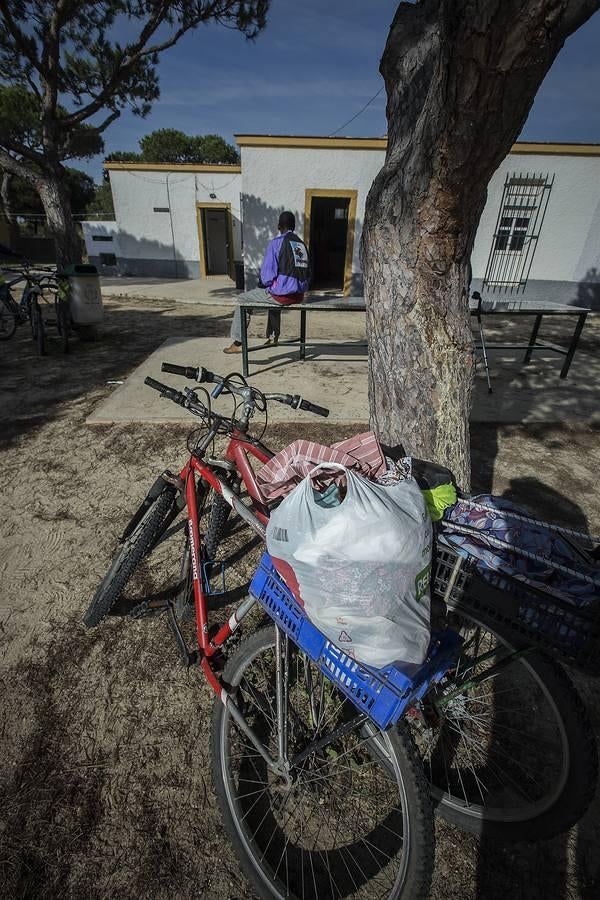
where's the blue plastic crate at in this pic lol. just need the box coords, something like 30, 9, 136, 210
249, 552, 462, 729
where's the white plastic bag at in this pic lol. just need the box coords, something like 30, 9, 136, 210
266, 463, 432, 667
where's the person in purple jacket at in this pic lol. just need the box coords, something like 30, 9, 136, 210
224, 210, 311, 353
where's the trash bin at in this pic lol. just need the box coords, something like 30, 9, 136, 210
234, 260, 245, 291
59, 263, 103, 341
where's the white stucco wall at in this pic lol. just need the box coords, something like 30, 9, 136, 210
82, 220, 120, 260
107, 168, 242, 277
240, 145, 386, 286
471, 153, 600, 284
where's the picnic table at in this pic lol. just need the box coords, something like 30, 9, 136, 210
237, 290, 589, 382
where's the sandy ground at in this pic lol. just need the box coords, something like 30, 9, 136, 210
1, 296, 599, 899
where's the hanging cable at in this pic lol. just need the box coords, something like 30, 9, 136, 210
328, 86, 385, 137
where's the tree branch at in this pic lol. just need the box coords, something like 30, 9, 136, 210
60, 1, 171, 127
0, 136, 45, 166
554, 0, 600, 40
60, 1, 239, 128
0, 147, 44, 187
95, 109, 121, 134
0, 1, 43, 74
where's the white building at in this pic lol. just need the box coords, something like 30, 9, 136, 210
83, 136, 600, 308
85, 162, 242, 278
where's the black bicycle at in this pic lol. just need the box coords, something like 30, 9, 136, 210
0, 265, 70, 354
0, 269, 29, 340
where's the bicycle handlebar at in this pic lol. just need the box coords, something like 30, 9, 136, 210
159, 361, 329, 418
294, 397, 329, 418
161, 362, 214, 383
144, 376, 186, 405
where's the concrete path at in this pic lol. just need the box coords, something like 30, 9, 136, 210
87, 328, 600, 426
101, 275, 239, 305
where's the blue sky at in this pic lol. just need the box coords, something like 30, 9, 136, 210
82, 0, 600, 182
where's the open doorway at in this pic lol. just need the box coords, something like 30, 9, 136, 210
304, 189, 357, 294
197, 203, 234, 277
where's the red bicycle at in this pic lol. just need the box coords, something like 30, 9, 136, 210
84, 362, 596, 897
84, 362, 439, 899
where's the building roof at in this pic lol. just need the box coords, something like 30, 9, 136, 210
102, 139, 600, 171
235, 134, 600, 156
104, 162, 241, 173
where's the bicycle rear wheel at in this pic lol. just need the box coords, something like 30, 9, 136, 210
32, 299, 46, 355
84, 486, 178, 627
212, 626, 434, 900
411, 611, 597, 840
56, 297, 70, 353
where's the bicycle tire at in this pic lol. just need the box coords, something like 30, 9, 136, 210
33, 300, 46, 355
212, 626, 434, 900
179, 487, 234, 618
205, 490, 232, 561
174, 481, 212, 622
0, 297, 17, 340
83, 487, 177, 628
57, 298, 70, 353
30, 298, 38, 339
412, 611, 597, 841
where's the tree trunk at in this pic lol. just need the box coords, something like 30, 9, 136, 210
1, 171, 14, 224
38, 173, 82, 268
361, 0, 600, 489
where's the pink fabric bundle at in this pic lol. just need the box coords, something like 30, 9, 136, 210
257, 431, 386, 501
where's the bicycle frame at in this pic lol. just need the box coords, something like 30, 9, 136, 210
175, 430, 278, 719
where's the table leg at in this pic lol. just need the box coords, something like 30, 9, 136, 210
300, 309, 306, 361
560, 313, 587, 378
478, 316, 493, 394
523, 314, 543, 364
240, 306, 249, 378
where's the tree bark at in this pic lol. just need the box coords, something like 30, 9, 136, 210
0, 171, 14, 223
0, 150, 82, 266
38, 171, 82, 268
361, 0, 600, 489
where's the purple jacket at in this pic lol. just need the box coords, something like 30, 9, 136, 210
260, 230, 309, 295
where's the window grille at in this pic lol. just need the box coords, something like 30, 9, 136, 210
482, 172, 554, 293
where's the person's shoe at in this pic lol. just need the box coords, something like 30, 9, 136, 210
265, 336, 279, 346
223, 342, 242, 354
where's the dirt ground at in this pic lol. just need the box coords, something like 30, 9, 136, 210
1, 297, 599, 899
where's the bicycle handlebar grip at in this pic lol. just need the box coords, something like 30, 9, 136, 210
197, 366, 215, 383
161, 362, 198, 379
299, 398, 330, 418
144, 376, 182, 403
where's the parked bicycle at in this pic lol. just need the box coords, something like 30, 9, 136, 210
0, 268, 30, 340
0, 264, 70, 353
84, 363, 598, 897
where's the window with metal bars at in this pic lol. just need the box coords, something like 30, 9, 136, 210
482, 172, 554, 293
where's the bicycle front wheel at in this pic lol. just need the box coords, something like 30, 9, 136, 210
411, 611, 597, 840
83, 486, 178, 627
212, 626, 434, 900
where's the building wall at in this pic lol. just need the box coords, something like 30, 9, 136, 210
105, 167, 242, 278
469, 151, 600, 308
240, 145, 386, 291
82, 220, 120, 273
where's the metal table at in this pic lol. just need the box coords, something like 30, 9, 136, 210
236, 292, 589, 384
470, 294, 589, 392
238, 294, 366, 377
